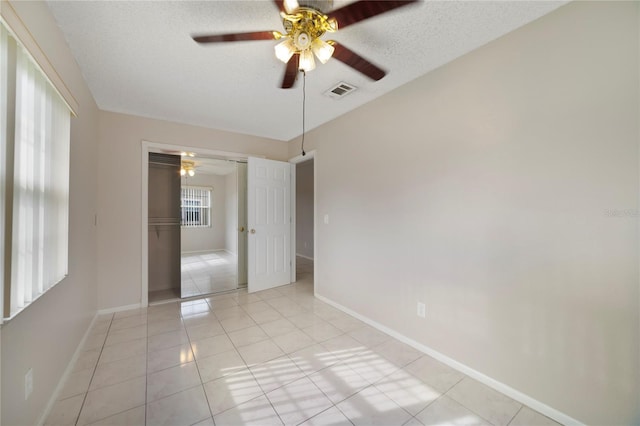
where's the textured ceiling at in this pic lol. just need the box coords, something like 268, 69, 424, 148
47, 1, 566, 142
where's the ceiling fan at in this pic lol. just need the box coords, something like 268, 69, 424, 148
192, 0, 417, 88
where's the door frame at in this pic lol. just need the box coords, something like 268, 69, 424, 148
289, 150, 316, 284
140, 140, 252, 307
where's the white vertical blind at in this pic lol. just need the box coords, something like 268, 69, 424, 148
8, 36, 70, 317
181, 186, 211, 227
0, 24, 8, 319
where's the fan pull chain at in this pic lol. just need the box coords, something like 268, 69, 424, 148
301, 69, 306, 156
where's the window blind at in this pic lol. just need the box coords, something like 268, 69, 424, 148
0, 24, 8, 318
4, 24, 71, 318
181, 186, 212, 228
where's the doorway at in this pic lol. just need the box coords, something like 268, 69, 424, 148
179, 158, 244, 299
143, 142, 249, 305
290, 151, 315, 289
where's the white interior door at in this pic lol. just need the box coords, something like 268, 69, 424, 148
237, 163, 248, 285
247, 157, 291, 293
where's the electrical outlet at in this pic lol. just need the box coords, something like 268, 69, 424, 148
417, 302, 426, 318
323, 214, 329, 225
25, 368, 33, 400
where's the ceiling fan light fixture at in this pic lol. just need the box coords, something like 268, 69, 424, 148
283, 0, 300, 14
311, 38, 334, 64
299, 48, 316, 72
181, 160, 196, 177
275, 37, 296, 63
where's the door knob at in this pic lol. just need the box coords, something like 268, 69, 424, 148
250, 229, 256, 234
239, 226, 245, 232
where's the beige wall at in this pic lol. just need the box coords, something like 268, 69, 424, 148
181, 173, 227, 253
1, 2, 100, 425
291, 2, 639, 424
97, 111, 288, 309
296, 160, 314, 259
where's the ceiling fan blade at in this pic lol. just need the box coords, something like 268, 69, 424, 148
273, 0, 285, 12
331, 42, 386, 81
329, 0, 418, 30
274, 0, 300, 14
193, 31, 277, 44
281, 55, 299, 89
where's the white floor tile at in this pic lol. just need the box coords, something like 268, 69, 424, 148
76, 377, 146, 426
266, 377, 333, 425
371, 339, 422, 368
374, 369, 441, 415
236, 339, 285, 366
308, 362, 370, 404
203, 369, 264, 415
249, 356, 305, 393
146, 385, 211, 426
192, 417, 215, 426
110, 314, 147, 332
45, 394, 84, 426
186, 321, 226, 342
248, 308, 283, 324
147, 361, 202, 402
147, 317, 184, 337
58, 368, 93, 400
446, 378, 521, 426
415, 395, 490, 426
348, 325, 392, 348
191, 333, 235, 360
104, 324, 147, 347
147, 329, 191, 353
298, 406, 352, 426
147, 342, 195, 373
509, 406, 562, 426
289, 344, 340, 376
90, 354, 147, 391
260, 318, 298, 338
85, 405, 145, 426
404, 356, 466, 394
98, 337, 147, 365
228, 325, 270, 347
213, 394, 283, 426
302, 322, 344, 343
196, 349, 248, 382
220, 315, 258, 333
337, 385, 412, 426
272, 329, 316, 354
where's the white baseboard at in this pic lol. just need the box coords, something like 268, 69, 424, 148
37, 312, 99, 426
295, 253, 314, 261
222, 249, 237, 256
314, 293, 584, 426
97, 303, 142, 315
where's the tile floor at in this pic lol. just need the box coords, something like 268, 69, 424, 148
182, 251, 240, 298
46, 261, 561, 426
149, 251, 240, 303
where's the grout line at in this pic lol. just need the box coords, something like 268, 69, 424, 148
206, 299, 284, 424
442, 379, 498, 426
507, 404, 525, 426
181, 304, 215, 423
74, 314, 114, 426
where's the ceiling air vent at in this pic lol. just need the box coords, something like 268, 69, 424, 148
325, 82, 357, 99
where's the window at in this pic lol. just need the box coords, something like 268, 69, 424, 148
1, 21, 71, 319
181, 186, 211, 227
